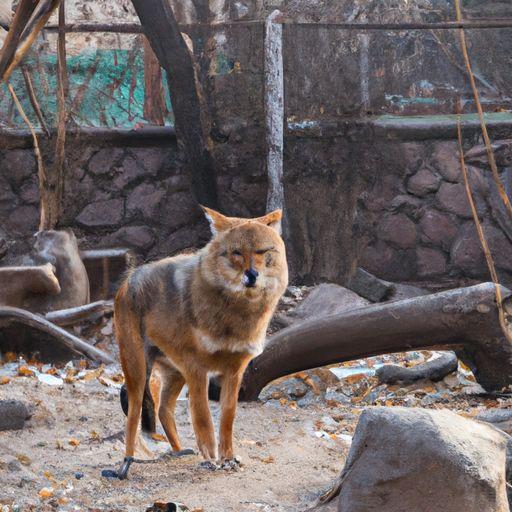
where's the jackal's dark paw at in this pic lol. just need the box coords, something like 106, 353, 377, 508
220, 456, 243, 471
199, 460, 220, 471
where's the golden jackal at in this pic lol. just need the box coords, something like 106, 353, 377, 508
115, 207, 288, 475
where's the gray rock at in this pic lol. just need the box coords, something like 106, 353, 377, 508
0, 150, 36, 187
76, 198, 125, 228
7, 205, 39, 234
430, 141, 461, 182
451, 222, 485, 276
419, 208, 458, 250
477, 409, 512, 435
416, 246, 447, 277
288, 283, 369, 322
88, 148, 124, 175
436, 182, 473, 218
406, 167, 440, 197
347, 267, 393, 302
19, 176, 39, 204
0, 400, 31, 431
126, 183, 165, 220
105, 225, 155, 251
329, 407, 510, 512
377, 214, 417, 249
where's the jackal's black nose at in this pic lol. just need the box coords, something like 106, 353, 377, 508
243, 268, 259, 287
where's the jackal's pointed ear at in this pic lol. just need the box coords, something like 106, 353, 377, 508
256, 209, 283, 235
200, 205, 234, 236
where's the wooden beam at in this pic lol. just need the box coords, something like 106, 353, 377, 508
264, 10, 285, 217
41, 19, 512, 34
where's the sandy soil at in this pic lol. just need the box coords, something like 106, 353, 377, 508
0, 373, 349, 512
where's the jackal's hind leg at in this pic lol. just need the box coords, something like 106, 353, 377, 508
158, 366, 186, 452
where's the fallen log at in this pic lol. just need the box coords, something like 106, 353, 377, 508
0, 306, 113, 364
376, 352, 458, 385
45, 300, 113, 327
239, 283, 512, 401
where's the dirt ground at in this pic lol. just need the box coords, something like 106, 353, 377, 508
1, 352, 511, 512
0, 368, 349, 512
1, 286, 511, 511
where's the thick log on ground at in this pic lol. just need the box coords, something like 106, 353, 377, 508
45, 300, 113, 327
239, 283, 512, 401
0, 306, 113, 364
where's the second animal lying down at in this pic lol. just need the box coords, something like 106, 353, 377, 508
115, 207, 288, 469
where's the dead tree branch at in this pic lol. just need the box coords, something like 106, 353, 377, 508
1, 0, 62, 83
0, 0, 38, 81
8, 83, 49, 228
22, 66, 50, 136
45, 300, 114, 327
0, 306, 113, 364
239, 283, 512, 401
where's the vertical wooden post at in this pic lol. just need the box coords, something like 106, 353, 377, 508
143, 36, 166, 126
264, 11, 285, 219
40, 0, 67, 230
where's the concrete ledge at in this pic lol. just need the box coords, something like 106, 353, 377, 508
286, 113, 512, 141
0, 125, 177, 150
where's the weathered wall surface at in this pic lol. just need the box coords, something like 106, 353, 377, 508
2, 0, 512, 288
2, 133, 512, 289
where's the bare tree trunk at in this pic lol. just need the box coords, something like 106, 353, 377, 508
131, 0, 218, 208
39, 0, 67, 230
239, 283, 512, 400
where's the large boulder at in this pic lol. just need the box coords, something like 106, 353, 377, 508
327, 407, 510, 512
23, 230, 90, 313
273, 283, 369, 329
0, 263, 60, 308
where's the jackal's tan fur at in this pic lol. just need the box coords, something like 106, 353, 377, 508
115, 207, 288, 464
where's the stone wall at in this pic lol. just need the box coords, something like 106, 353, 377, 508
359, 138, 512, 287
0, 137, 206, 263
0, 131, 269, 265
2, 132, 512, 289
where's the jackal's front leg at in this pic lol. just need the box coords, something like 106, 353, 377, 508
187, 370, 217, 461
218, 367, 246, 464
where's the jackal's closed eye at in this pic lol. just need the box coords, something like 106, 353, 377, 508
255, 247, 274, 255
232, 250, 242, 256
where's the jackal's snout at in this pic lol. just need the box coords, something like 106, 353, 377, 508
243, 268, 259, 287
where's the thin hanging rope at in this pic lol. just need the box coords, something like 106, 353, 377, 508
456, 108, 512, 344
8, 83, 48, 227
454, 0, 512, 219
